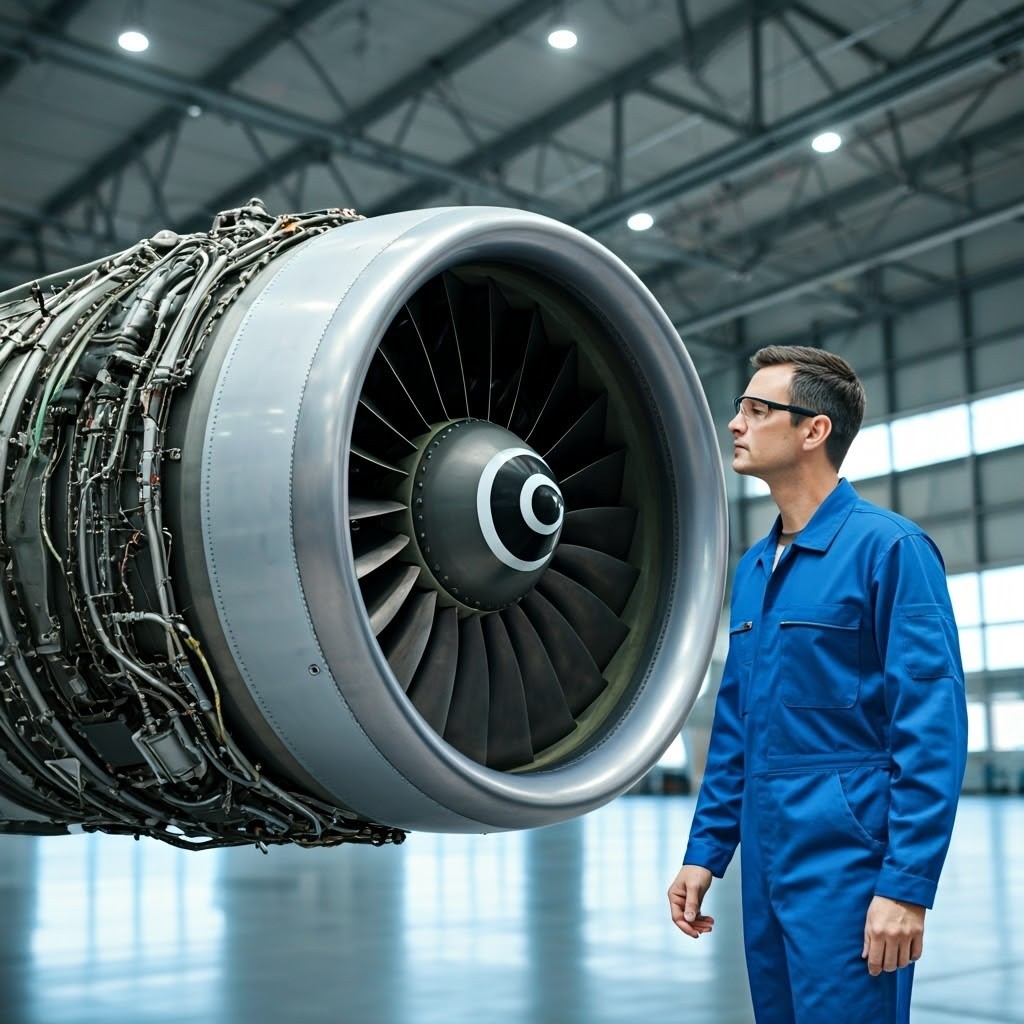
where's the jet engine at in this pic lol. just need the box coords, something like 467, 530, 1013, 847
0, 201, 727, 850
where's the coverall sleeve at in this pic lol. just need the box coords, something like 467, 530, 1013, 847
682, 639, 746, 877
872, 533, 968, 909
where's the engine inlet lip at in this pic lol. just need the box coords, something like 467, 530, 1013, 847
310, 209, 724, 827
197, 206, 729, 831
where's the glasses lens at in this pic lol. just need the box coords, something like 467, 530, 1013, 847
735, 397, 769, 419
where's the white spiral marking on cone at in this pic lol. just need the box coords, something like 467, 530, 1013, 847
520, 473, 563, 535
476, 448, 562, 571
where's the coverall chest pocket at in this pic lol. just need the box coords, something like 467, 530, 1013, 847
729, 620, 754, 715
780, 605, 861, 709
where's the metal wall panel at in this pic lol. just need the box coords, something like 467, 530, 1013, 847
859, 370, 891, 420
852, 476, 892, 510
893, 298, 959, 359
974, 334, 1024, 392
822, 322, 884, 374
979, 448, 1024, 506
920, 517, 978, 574
897, 460, 974, 520
972, 280, 1024, 338
983, 510, 1024, 565
895, 350, 964, 411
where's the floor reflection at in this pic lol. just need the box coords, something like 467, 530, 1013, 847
26, 836, 225, 1023
0, 795, 1017, 1023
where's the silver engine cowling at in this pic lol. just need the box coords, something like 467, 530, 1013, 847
0, 201, 726, 850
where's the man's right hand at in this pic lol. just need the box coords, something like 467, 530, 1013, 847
668, 865, 715, 938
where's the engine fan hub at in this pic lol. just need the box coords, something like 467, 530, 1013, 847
407, 419, 563, 611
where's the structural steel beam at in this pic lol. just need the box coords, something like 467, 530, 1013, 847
0, 0, 339, 262
698, 247, 1024, 365
374, 0, 796, 214
0, 0, 89, 92
643, 105, 1024, 291
672, 195, 1024, 337
343, 0, 556, 134
0, 10, 527, 207
181, 0, 557, 231
574, 5, 1024, 235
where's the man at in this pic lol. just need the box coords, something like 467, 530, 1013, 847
668, 346, 967, 1023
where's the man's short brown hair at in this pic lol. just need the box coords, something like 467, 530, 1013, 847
751, 345, 866, 470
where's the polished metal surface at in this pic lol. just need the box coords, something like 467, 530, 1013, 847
195, 205, 729, 834
0, 200, 729, 846
0, 795, 1017, 1024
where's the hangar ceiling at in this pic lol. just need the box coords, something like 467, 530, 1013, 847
1, 0, 1023, 371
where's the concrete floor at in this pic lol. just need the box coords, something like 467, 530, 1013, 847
0, 795, 1019, 1024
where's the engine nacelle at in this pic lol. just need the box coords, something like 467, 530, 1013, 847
0, 201, 727, 850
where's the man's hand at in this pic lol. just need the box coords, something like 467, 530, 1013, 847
861, 895, 925, 975
668, 865, 716, 939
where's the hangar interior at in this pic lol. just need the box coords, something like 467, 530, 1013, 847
0, 1, 1021, 1022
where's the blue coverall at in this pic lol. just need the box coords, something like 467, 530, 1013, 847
684, 479, 968, 1024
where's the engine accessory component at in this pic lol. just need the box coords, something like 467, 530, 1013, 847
0, 200, 727, 850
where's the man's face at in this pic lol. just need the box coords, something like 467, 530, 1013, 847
728, 364, 808, 481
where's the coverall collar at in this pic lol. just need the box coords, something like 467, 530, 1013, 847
758, 477, 859, 574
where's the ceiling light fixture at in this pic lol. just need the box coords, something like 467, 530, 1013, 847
811, 131, 842, 153
627, 212, 654, 232
548, 27, 577, 49
117, 0, 149, 53
118, 28, 149, 51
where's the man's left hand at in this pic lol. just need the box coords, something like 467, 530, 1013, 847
861, 895, 925, 976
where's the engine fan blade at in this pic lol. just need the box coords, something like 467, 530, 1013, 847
350, 445, 408, 478
353, 531, 410, 579
481, 613, 534, 770
380, 589, 438, 690
551, 545, 640, 616
362, 563, 421, 635
559, 507, 637, 561
348, 498, 407, 522
441, 271, 471, 418
542, 393, 608, 477
501, 604, 576, 753
356, 395, 419, 455
405, 281, 466, 418
442, 614, 490, 763
523, 345, 577, 446
404, 300, 450, 422
535, 569, 629, 671
501, 307, 546, 431
559, 449, 626, 510
520, 589, 606, 716
406, 605, 459, 734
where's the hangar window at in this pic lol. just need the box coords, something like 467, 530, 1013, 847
891, 405, 971, 472
967, 701, 988, 753
991, 697, 1024, 752
948, 573, 981, 625
972, 389, 1024, 453
842, 423, 891, 480
948, 566, 1024, 675
985, 623, 1024, 672
957, 627, 984, 674
980, 565, 1024, 623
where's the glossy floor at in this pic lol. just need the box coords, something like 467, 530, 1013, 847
0, 795, 1019, 1024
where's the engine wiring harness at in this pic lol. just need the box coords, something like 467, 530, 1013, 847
0, 200, 406, 851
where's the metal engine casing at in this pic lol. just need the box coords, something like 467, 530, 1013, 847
0, 202, 727, 850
